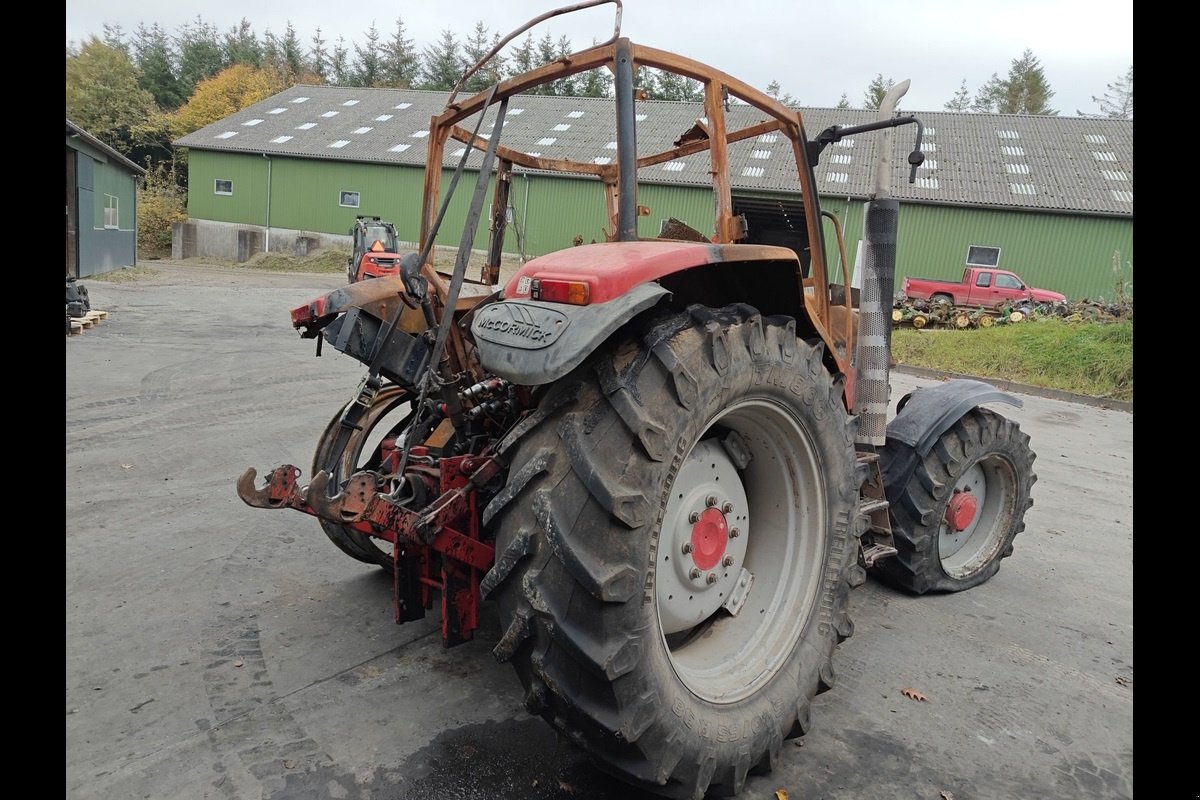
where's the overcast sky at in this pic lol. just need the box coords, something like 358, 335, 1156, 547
64, 0, 1133, 117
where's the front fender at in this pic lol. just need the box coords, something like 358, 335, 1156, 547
879, 378, 1023, 491
471, 282, 670, 385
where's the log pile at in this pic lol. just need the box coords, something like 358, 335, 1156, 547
891, 296, 1133, 329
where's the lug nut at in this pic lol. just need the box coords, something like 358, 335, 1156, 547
682, 542, 694, 555
688, 511, 701, 524
706, 495, 718, 508
689, 567, 702, 580
705, 572, 718, 585
730, 527, 740, 538
723, 555, 735, 567
722, 502, 734, 514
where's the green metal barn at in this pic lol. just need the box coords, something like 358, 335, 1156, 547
174, 86, 1132, 302
67, 119, 146, 278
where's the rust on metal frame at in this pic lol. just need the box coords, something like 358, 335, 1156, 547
407, 15, 844, 376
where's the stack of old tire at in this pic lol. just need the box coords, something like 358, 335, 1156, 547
67, 276, 91, 334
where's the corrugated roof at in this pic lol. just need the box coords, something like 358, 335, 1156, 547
174, 85, 1133, 218
68, 118, 148, 175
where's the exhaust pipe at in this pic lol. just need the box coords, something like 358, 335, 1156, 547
854, 80, 909, 447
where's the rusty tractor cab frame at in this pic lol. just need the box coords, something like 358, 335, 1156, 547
406, 14, 925, 410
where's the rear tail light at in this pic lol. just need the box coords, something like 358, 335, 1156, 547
532, 279, 590, 305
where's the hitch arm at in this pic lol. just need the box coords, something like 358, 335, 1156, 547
236, 466, 307, 510
236, 460, 499, 573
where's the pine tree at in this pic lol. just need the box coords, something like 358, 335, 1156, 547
836, 92, 851, 109
862, 74, 897, 110
1086, 66, 1132, 119
552, 35, 578, 96
330, 36, 351, 85
462, 21, 503, 93
352, 21, 384, 87
766, 80, 797, 106
224, 19, 262, 68
279, 23, 305, 84
944, 79, 971, 111
419, 29, 465, 91
972, 50, 1056, 115
310, 28, 329, 82
382, 17, 420, 88
133, 23, 184, 109
508, 32, 537, 76
576, 39, 613, 98
100, 23, 129, 57
177, 16, 224, 96
653, 69, 702, 102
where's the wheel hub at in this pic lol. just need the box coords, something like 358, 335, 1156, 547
690, 507, 728, 570
657, 439, 749, 635
945, 490, 978, 531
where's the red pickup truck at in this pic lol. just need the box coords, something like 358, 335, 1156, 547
902, 267, 1066, 308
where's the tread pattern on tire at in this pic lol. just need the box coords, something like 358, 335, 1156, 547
875, 407, 1036, 594
310, 386, 414, 568
482, 304, 864, 799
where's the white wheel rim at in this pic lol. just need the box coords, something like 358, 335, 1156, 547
938, 455, 1017, 578
656, 399, 827, 704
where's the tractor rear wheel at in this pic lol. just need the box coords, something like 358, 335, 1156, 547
874, 408, 1036, 593
482, 305, 863, 799
311, 385, 416, 568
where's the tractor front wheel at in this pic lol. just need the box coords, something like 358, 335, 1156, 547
310, 385, 416, 568
482, 305, 863, 799
874, 408, 1036, 593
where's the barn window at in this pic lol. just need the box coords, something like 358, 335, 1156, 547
339, 190, 361, 208
214, 179, 233, 196
966, 245, 1000, 267
104, 195, 119, 228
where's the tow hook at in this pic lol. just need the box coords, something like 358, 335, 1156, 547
236, 465, 303, 509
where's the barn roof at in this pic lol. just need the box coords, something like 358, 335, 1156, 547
175, 84, 1133, 218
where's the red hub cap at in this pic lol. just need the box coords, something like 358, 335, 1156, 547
690, 507, 728, 570
945, 491, 978, 531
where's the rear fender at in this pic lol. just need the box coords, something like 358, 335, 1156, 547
471, 282, 670, 385
879, 378, 1023, 490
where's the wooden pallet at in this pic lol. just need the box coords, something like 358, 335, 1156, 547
66, 309, 108, 336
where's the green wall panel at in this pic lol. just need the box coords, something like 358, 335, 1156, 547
882, 203, 1133, 302
185, 151, 1132, 300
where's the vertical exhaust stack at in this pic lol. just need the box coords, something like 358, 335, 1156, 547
613, 38, 638, 242
854, 80, 909, 447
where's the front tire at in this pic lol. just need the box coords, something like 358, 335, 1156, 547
311, 385, 416, 568
874, 407, 1036, 594
482, 305, 864, 799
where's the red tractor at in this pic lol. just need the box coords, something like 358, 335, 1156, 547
347, 215, 405, 282
239, 3, 1037, 797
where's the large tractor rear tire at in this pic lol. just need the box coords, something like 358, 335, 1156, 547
874, 407, 1036, 594
311, 385, 416, 568
482, 305, 864, 799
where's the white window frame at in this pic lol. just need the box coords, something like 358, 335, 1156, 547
965, 245, 1001, 268
103, 194, 119, 229
214, 179, 233, 196
339, 190, 361, 209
